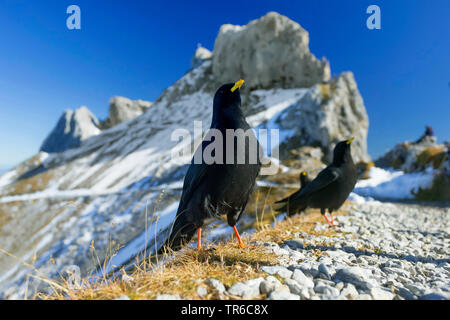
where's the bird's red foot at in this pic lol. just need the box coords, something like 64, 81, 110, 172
237, 241, 255, 249
233, 225, 254, 249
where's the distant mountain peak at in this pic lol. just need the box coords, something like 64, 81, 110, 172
40, 106, 100, 153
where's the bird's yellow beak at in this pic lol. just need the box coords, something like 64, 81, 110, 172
231, 79, 245, 92
302, 171, 307, 176
347, 137, 355, 144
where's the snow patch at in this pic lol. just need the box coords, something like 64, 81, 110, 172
353, 167, 436, 200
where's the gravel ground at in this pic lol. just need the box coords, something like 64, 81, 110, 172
156, 200, 449, 300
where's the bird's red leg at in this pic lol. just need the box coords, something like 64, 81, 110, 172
323, 214, 334, 226
232, 225, 253, 249
330, 214, 335, 226
197, 227, 202, 250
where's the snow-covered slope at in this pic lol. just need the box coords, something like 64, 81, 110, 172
0, 61, 311, 297
353, 167, 436, 200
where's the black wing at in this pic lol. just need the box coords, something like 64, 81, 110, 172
159, 141, 213, 252
273, 167, 339, 212
294, 167, 340, 200
177, 141, 211, 211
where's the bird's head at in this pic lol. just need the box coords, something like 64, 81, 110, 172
299, 171, 308, 185
213, 80, 244, 111
332, 137, 354, 164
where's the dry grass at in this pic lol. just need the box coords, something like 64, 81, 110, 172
34, 167, 348, 300
39, 242, 279, 300
416, 147, 446, 170
3, 170, 54, 196
320, 84, 331, 101
36, 204, 347, 300
356, 161, 375, 180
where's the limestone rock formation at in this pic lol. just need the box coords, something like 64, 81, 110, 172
191, 45, 212, 69
375, 138, 447, 173
40, 106, 101, 153
275, 72, 370, 163
212, 12, 330, 90
100, 97, 152, 129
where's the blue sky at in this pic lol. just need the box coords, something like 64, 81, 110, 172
0, 0, 449, 168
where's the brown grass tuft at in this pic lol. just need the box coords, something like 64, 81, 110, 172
37, 202, 347, 300
416, 147, 446, 169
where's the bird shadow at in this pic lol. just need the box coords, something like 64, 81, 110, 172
367, 198, 450, 209
395, 229, 447, 238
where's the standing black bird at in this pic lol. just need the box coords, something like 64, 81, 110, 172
159, 80, 261, 253
273, 139, 357, 226
273, 170, 311, 216
299, 171, 311, 189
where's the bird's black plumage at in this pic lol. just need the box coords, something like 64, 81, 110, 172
273, 139, 357, 221
299, 171, 311, 189
159, 81, 261, 252
273, 170, 311, 216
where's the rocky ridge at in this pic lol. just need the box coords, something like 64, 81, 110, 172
375, 138, 447, 173
99, 97, 153, 129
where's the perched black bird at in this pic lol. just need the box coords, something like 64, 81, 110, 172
273, 139, 357, 226
159, 80, 261, 253
299, 171, 311, 189
273, 170, 311, 216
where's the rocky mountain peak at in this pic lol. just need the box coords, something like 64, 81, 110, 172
212, 11, 330, 90
100, 97, 153, 129
191, 44, 212, 69
40, 106, 100, 153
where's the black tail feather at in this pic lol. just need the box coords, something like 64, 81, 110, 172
157, 211, 197, 254
272, 198, 288, 212
273, 196, 307, 216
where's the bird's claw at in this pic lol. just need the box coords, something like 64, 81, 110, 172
238, 242, 255, 249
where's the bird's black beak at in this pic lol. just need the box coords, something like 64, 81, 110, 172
230, 79, 244, 92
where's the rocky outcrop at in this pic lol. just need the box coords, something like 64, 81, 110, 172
40, 106, 101, 153
162, 13, 369, 163
191, 45, 212, 69
100, 97, 152, 129
212, 12, 330, 90
40, 97, 152, 154
267, 146, 326, 185
275, 72, 370, 163
375, 138, 447, 173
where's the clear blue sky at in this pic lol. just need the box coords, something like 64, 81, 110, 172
0, 0, 449, 168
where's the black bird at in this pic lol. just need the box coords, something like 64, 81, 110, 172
299, 171, 311, 189
159, 80, 261, 252
273, 139, 357, 226
273, 170, 311, 216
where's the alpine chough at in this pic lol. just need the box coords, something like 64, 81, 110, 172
273, 170, 311, 216
159, 80, 261, 252
273, 139, 357, 226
